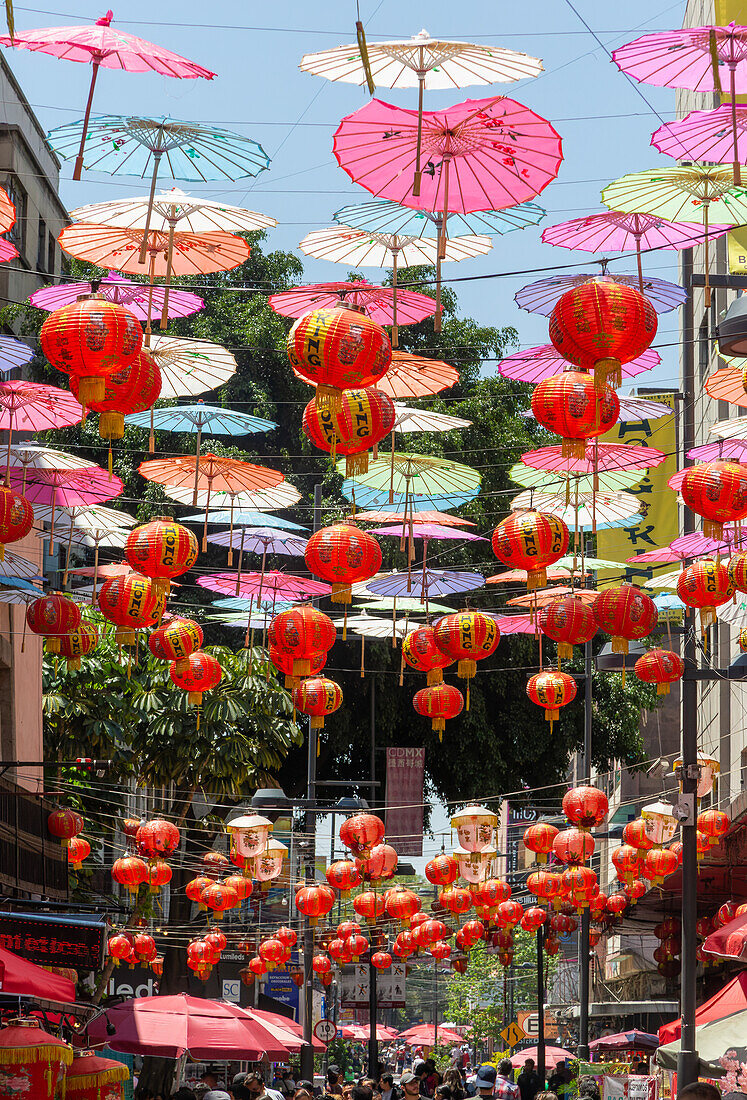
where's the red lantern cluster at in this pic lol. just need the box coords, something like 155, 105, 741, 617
562, 786, 608, 830
125, 519, 198, 599
523, 822, 559, 865
98, 574, 163, 646
58, 620, 98, 671
540, 596, 597, 663
677, 559, 734, 631
304, 524, 382, 604
149, 617, 203, 671
433, 611, 500, 703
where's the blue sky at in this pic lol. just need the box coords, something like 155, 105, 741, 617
3, 0, 685, 393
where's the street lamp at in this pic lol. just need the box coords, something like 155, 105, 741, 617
716, 294, 747, 356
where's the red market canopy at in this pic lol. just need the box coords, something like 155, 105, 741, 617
250, 1007, 327, 1052
399, 1024, 462, 1046
0, 944, 76, 1003
346, 1023, 399, 1041
658, 970, 747, 1044
703, 912, 747, 961
588, 1030, 659, 1053
85, 993, 292, 1059
511, 1045, 575, 1068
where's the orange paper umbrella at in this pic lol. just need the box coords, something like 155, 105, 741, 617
352, 509, 476, 527
139, 453, 284, 550
705, 365, 747, 409
369, 351, 459, 399
488, 566, 582, 584
508, 586, 598, 609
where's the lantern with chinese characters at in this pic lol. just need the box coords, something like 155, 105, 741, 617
276, 927, 297, 950
340, 813, 385, 856
454, 846, 497, 885
326, 859, 361, 894
562, 865, 598, 909
527, 670, 577, 729
259, 937, 285, 971
68, 836, 91, 870
292, 676, 343, 729
624, 879, 647, 904
133, 933, 156, 964
673, 752, 720, 801
677, 558, 734, 631
255, 839, 288, 886
492, 511, 569, 590
523, 822, 559, 865
135, 818, 180, 860
426, 854, 459, 887
461, 919, 486, 945
393, 930, 415, 958
521, 906, 548, 933
246, 956, 268, 980
98, 574, 162, 646
451, 805, 498, 854
0, 485, 33, 561
531, 369, 620, 458
302, 385, 396, 474
27, 593, 81, 654
295, 883, 335, 926
346, 933, 369, 962
227, 813, 272, 867
269, 605, 336, 677
385, 886, 422, 924
635, 649, 684, 695
430, 940, 451, 960
125, 518, 198, 599
643, 847, 679, 886
606, 893, 628, 917
358, 842, 398, 881
287, 305, 392, 409
641, 799, 678, 846
58, 620, 98, 671
563, 786, 608, 830
111, 855, 147, 895
108, 932, 133, 965
170, 651, 222, 708
553, 828, 595, 866
728, 551, 747, 593
313, 954, 332, 976
270, 645, 327, 688
146, 860, 172, 893
474, 878, 512, 908
354, 890, 386, 924
40, 296, 143, 407
223, 874, 252, 901
611, 845, 641, 885
403, 625, 454, 685
413, 683, 464, 738
70, 346, 160, 437
186, 876, 214, 910
48, 808, 84, 847
548, 278, 658, 390
593, 584, 657, 654
149, 617, 203, 672
497, 900, 524, 927
328, 938, 350, 964
550, 913, 575, 935
203, 851, 230, 873
0, 1019, 72, 1100
439, 886, 473, 918
305, 524, 382, 604
433, 611, 500, 705
202, 881, 239, 919
187, 939, 212, 974
540, 596, 597, 663
371, 950, 393, 970
680, 461, 747, 539
205, 929, 227, 964
698, 809, 729, 847
527, 870, 562, 907
623, 818, 654, 855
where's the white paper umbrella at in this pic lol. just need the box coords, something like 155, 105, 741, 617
511, 489, 643, 531
31, 504, 135, 531
710, 415, 747, 441
6, 443, 92, 473
0, 580, 43, 604
0, 550, 43, 581
165, 483, 302, 510
145, 335, 237, 399
393, 405, 472, 432
641, 567, 682, 591
713, 596, 747, 628
347, 611, 409, 676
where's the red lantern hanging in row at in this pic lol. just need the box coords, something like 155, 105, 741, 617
540, 596, 597, 663
523, 822, 559, 865
562, 786, 608, 830
403, 625, 453, 685
680, 461, 747, 540
413, 682, 464, 739
593, 584, 657, 655
98, 574, 163, 647
170, 651, 222, 707
292, 675, 343, 729
58, 620, 98, 671
27, 593, 81, 654
302, 385, 396, 474
634, 648, 684, 695
677, 559, 734, 632
432, 611, 499, 707
287, 305, 392, 410
149, 617, 203, 672
492, 511, 570, 591
0, 484, 33, 561
135, 818, 180, 859
269, 605, 336, 678
125, 518, 198, 599
526, 670, 577, 730
48, 807, 84, 847
531, 369, 620, 458
304, 524, 382, 604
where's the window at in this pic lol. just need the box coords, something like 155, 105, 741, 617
4, 176, 26, 256
741, 747, 747, 790
36, 217, 46, 273
698, 319, 710, 384
47, 234, 55, 280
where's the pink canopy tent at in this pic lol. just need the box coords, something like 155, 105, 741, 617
250, 1007, 327, 1052
511, 1045, 575, 1068
658, 971, 747, 1044
0, 944, 76, 1003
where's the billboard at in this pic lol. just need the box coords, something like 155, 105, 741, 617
385, 747, 425, 856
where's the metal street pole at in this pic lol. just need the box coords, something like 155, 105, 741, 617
678, 250, 700, 1089
576, 634, 593, 1061
367, 676, 378, 1078
536, 925, 545, 1087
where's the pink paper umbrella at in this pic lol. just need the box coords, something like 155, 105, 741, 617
521, 443, 666, 476
0, 11, 216, 180
541, 212, 729, 291
269, 280, 436, 328
0, 381, 83, 466
333, 96, 563, 230
515, 273, 686, 316
493, 614, 541, 635
5, 465, 123, 549
652, 105, 747, 175
29, 270, 204, 322
613, 23, 747, 184
198, 571, 331, 603
688, 439, 747, 463
498, 343, 659, 385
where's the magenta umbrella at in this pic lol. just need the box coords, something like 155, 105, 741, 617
269, 279, 435, 329
520, 443, 666, 476
198, 571, 331, 602
0, 381, 83, 468
515, 272, 686, 316
6, 465, 123, 548
0, 11, 216, 180
540, 212, 728, 291
626, 526, 747, 563
333, 96, 563, 252
613, 23, 747, 183
29, 269, 204, 322
688, 439, 747, 462
652, 105, 747, 178
498, 343, 659, 384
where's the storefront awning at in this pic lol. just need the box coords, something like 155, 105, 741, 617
566, 1001, 678, 1019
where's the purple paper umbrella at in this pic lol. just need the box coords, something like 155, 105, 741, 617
514, 273, 687, 316
372, 522, 488, 590
366, 568, 483, 612
29, 270, 204, 322
497, 343, 659, 384
687, 439, 747, 463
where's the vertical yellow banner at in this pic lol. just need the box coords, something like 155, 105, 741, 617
597, 393, 679, 589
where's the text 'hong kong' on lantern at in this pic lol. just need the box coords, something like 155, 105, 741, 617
302, 385, 396, 474
492, 511, 569, 591
527, 669, 577, 731
292, 676, 343, 729
98, 573, 163, 647
125, 518, 199, 599
433, 610, 499, 708
287, 305, 392, 411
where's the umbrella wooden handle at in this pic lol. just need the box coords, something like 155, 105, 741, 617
73, 62, 100, 181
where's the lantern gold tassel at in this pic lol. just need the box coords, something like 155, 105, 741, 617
593, 357, 622, 391
315, 385, 343, 414
346, 452, 370, 476
562, 438, 587, 460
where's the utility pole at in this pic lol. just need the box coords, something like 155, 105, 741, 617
367, 676, 378, 1079
536, 925, 545, 1087
577, 635, 593, 1061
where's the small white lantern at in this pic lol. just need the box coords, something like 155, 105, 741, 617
255, 838, 288, 888
453, 846, 497, 883
450, 805, 497, 853
641, 799, 677, 846
673, 753, 720, 800
226, 813, 273, 863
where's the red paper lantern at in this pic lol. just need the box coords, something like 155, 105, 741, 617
287, 305, 392, 408
276, 927, 297, 949
531, 369, 620, 457
561, 865, 598, 908
642, 848, 679, 886
492, 511, 570, 590
718, 900, 738, 927
125, 519, 198, 599
354, 890, 386, 924
461, 919, 485, 945
302, 385, 396, 474
57, 620, 98, 671
70, 347, 161, 447
146, 859, 172, 893
549, 913, 574, 934
340, 813, 385, 856
133, 932, 156, 963
247, 955, 267, 978
677, 559, 734, 631
346, 933, 369, 961
186, 876, 214, 910
0, 485, 32, 561
385, 886, 422, 924
149, 617, 203, 671
697, 808, 729, 846
425, 854, 459, 887
312, 954, 332, 975
403, 625, 454, 685
136, 818, 180, 859
372, 950, 393, 969
223, 874, 253, 901
606, 893, 628, 916
325, 859, 361, 894
67, 836, 91, 870
48, 808, 84, 846
304, 524, 381, 603
393, 931, 415, 958
202, 882, 239, 919
413, 682, 464, 737
98, 574, 162, 645
430, 940, 451, 960
523, 822, 559, 865
634, 648, 684, 695
295, 883, 335, 926
729, 551, 747, 594
452, 956, 469, 974
540, 596, 597, 662
440, 886, 474, 917
269, 605, 336, 676
111, 855, 148, 894
27, 594, 81, 654
527, 670, 577, 728
259, 937, 285, 970
562, 786, 609, 830
0, 1019, 72, 1098
497, 900, 524, 927
658, 957, 681, 978
474, 878, 512, 908
170, 651, 222, 706
108, 932, 134, 962
358, 842, 398, 880
203, 851, 230, 873
680, 461, 747, 539
205, 928, 227, 960
548, 278, 658, 390
611, 844, 641, 885
544, 937, 561, 956
432, 611, 500, 699
624, 879, 647, 903
292, 675, 343, 729
521, 906, 548, 932
40, 296, 143, 406
553, 828, 595, 865
593, 584, 657, 653
527, 871, 561, 906
623, 818, 654, 853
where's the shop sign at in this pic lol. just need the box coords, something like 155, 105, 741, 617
0, 911, 106, 970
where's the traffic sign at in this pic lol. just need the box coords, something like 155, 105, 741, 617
314, 1019, 337, 1043
500, 1021, 525, 1048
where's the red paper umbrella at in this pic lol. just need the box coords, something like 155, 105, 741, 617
269, 279, 436, 327
634, 648, 684, 695
520, 443, 666, 476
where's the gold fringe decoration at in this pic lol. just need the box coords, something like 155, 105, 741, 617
0, 1045, 73, 1066
657, 682, 670, 696
426, 668, 443, 686
315, 384, 343, 414
457, 658, 476, 679
331, 583, 352, 604
610, 636, 629, 654
703, 519, 724, 539
310, 715, 324, 729
346, 451, 370, 477
527, 568, 547, 591
593, 357, 622, 391
562, 438, 587, 460
700, 606, 718, 632
67, 1068, 129, 1092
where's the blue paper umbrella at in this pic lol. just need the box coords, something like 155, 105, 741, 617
0, 336, 35, 375
341, 482, 479, 511
334, 198, 546, 239
183, 510, 307, 532
126, 404, 276, 438
366, 568, 483, 609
